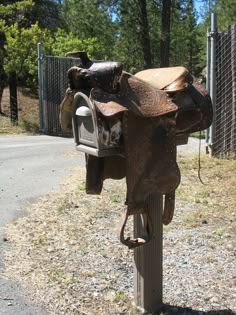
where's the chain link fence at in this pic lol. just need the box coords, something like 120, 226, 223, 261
40, 55, 80, 136
212, 25, 236, 158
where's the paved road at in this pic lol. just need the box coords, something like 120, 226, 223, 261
0, 135, 84, 315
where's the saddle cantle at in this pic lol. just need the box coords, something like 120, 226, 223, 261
60, 57, 213, 249
135, 66, 193, 92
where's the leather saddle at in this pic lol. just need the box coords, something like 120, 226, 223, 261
60, 58, 213, 249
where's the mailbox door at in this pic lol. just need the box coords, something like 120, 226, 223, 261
72, 92, 124, 157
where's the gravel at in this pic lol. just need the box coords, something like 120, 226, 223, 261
3, 138, 236, 315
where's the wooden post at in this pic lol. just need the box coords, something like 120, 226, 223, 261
9, 71, 18, 125
134, 194, 163, 314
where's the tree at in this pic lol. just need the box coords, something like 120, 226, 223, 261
61, 0, 117, 60
0, 0, 62, 31
50, 29, 102, 58
138, 0, 152, 68
0, 0, 66, 90
215, 0, 236, 31
4, 23, 52, 88
160, 0, 171, 67
112, 0, 154, 72
22, 0, 63, 31
170, 0, 204, 75
146, 0, 162, 67
0, 0, 33, 26
113, 0, 144, 72
0, 31, 7, 113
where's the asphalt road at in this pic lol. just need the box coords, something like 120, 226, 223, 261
0, 135, 84, 315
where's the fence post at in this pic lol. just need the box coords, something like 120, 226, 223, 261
230, 25, 236, 157
38, 43, 44, 132
205, 28, 211, 153
134, 194, 163, 313
208, 13, 217, 156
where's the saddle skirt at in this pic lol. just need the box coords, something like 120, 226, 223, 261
60, 61, 213, 249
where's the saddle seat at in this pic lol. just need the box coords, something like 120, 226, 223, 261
135, 66, 193, 92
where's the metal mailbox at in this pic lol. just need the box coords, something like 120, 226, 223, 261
72, 92, 124, 157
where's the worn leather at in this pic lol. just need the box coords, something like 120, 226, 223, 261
60, 61, 213, 248
67, 62, 123, 93
135, 66, 193, 92
92, 72, 178, 117
59, 88, 77, 132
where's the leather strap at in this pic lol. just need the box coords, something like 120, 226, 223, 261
162, 192, 175, 225
118, 191, 175, 249
117, 207, 153, 249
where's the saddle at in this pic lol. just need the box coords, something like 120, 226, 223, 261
60, 58, 213, 249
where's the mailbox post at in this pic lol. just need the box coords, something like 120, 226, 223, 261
72, 89, 189, 314
134, 195, 163, 313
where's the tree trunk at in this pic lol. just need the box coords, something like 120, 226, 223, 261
9, 71, 18, 125
160, 0, 171, 67
138, 0, 152, 69
0, 31, 7, 114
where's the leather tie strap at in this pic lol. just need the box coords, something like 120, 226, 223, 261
162, 192, 175, 225
117, 207, 153, 249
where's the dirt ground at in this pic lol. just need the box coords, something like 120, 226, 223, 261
0, 87, 39, 134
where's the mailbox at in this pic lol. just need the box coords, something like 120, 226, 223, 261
72, 91, 188, 157
72, 92, 125, 157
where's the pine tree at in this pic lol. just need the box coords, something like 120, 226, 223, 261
61, 0, 117, 60
160, 0, 171, 67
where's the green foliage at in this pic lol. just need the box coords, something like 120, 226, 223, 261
0, 1, 33, 15
112, 0, 145, 72
3, 23, 52, 88
0, 0, 62, 30
0, 0, 101, 90
215, 0, 236, 31
23, 0, 63, 31
0, 0, 34, 26
147, 1, 161, 67
170, 0, 204, 75
1, 0, 236, 93
62, 0, 117, 60
50, 29, 102, 59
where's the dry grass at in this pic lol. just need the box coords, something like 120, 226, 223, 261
4, 151, 236, 314
0, 87, 39, 134
175, 153, 236, 232
5, 171, 135, 314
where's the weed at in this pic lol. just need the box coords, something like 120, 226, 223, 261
49, 270, 80, 284
111, 195, 120, 203
114, 290, 126, 302
32, 233, 47, 246
213, 227, 224, 237
79, 183, 86, 191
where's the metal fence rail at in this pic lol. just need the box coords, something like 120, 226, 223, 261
40, 54, 80, 136
212, 25, 236, 158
